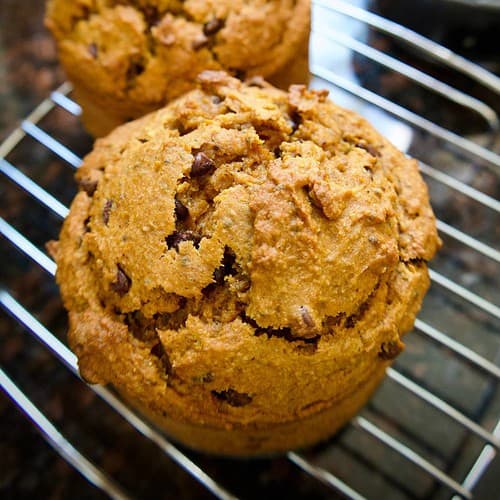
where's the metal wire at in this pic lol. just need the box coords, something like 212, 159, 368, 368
311, 63, 500, 172
1, 91, 498, 500
312, 0, 500, 94
353, 417, 472, 499
414, 319, 500, 380
0, 367, 131, 500
2, 212, 496, 498
313, 28, 499, 131
0, 290, 238, 500
0, 159, 69, 219
1, 4, 499, 499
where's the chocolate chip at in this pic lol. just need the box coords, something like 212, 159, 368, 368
344, 315, 356, 329
142, 5, 160, 27
83, 217, 91, 234
150, 342, 172, 375
203, 18, 224, 37
204, 248, 236, 293
356, 143, 380, 157
126, 310, 157, 342
103, 200, 113, 225
192, 36, 209, 50
233, 69, 246, 81
239, 313, 260, 330
299, 306, 315, 328
174, 198, 189, 221
325, 313, 344, 328
378, 340, 404, 360
218, 248, 236, 283
79, 178, 98, 196
289, 111, 302, 132
176, 121, 195, 136
196, 372, 214, 383
150, 342, 163, 358
212, 388, 252, 407
126, 60, 145, 85
345, 297, 372, 328
88, 43, 98, 58
211, 95, 223, 105
191, 152, 215, 177
166, 230, 201, 251
296, 340, 318, 355
212, 267, 225, 287
111, 265, 131, 296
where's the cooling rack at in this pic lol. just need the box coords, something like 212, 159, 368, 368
1, 1, 499, 498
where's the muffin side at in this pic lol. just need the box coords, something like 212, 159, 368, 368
49, 72, 440, 455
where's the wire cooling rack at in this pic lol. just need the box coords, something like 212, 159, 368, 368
1, 1, 499, 498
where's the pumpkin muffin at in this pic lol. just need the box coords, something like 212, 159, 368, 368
45, 0, 310, 136
48, 72, 440, 456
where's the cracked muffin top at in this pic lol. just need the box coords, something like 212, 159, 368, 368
45, 0, 310, 134
49, 72, 440, 429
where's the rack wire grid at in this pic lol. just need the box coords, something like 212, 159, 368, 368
1, 1, 499, 499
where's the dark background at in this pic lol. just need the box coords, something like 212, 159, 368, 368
1, 1, 499, 499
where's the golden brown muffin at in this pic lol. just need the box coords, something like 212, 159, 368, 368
48, 72, 440, 456
45, 0, 310, 136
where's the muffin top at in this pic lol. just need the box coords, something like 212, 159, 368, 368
50, 72, 440, 426
45, 0, 310, 107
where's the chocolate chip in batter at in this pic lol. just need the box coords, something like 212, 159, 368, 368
203, 248, 236, 295
103, 200, 113, 225
201, 372, 214, 383
233, 69, 246, 81
88, 43, 98, 58
142, 5, 160, 27
203, 18, 224, 37
212, 388, 252, 407
111, 265, 131, 296
79, 178, 98, 196
215, 247, 237, 284
378, 340, 404, 360
191, 152, 215, 177
166, 230, 202, 251
126, 59, 145, 86
296, 337, 319, 355
174, 198, 189, 221
356, 143, 380, 157
299, 306, 315, 328
83, 217, 91, 234
150, 342, 172, 375
289, 111, 302, 132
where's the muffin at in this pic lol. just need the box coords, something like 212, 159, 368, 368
45, 0, 311, 137
48, 71, 440, 456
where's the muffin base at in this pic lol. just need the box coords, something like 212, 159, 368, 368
120, 362, 387, 457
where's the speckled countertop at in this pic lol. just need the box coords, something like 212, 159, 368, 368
1, 1, 499, 499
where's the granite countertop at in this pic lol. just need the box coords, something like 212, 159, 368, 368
1, 1, 499, 499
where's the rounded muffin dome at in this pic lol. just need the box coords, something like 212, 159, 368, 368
50, 72, 440, 455
45, 0, 310, 136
